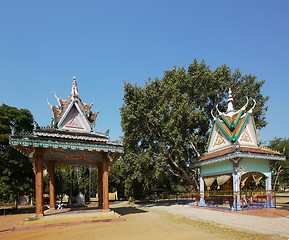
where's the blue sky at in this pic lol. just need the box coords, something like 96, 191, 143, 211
0, 1, 288, 143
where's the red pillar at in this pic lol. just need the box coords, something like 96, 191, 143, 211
98, 164, 103, 208
102, 157, 109, 211
48, 164, 56, 210
35, 152, 44, 216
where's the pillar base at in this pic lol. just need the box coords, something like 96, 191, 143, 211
35, 213, 44, 217
198, 200, 206, 206
199, 193, 206, 206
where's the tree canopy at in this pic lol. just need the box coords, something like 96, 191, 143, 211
0, 104, 34, 203
119, 59, 269, 199
267, 138, 289, 191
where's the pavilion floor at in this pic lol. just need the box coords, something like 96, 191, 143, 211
11, 206, 124, 231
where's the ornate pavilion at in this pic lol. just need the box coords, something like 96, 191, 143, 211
191, 89, 285, 209
9, 77, 123, 216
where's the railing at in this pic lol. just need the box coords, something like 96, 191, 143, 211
191, 190, 276, 211
149, 190, 276, 211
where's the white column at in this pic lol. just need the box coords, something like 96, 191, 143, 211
233, 172, 241, 210
199, 176, 206, 206
265, 171, 272, 207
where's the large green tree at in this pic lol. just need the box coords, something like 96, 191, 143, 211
267, 138, 289, 191
120, 59, 269, 199
0, 104, 34, 203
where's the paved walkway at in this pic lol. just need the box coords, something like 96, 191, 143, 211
141, 203, 289, 238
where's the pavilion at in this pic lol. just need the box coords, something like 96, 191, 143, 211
9, 77, 123, 216
191, 89, 285, 209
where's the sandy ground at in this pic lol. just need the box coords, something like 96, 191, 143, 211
142, 203, 289, 238
0, 201, 287, 240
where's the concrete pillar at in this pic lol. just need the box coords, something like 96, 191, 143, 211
35, 151, 44, 216
199, 176, 206, 206
102, 157, 109, 211
265, 171, 272, 207
48, 164, 56, 210
98, 164, 103, 208
233, 172, 241, 210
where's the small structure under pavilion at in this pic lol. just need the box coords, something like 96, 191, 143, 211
191, 89, 285, 209
9, 77, 123, 216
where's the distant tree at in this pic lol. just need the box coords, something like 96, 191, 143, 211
109, 159, 126, 199
120, 59, 269, 199
0, 104, 34, 204
267, 138, 289, 191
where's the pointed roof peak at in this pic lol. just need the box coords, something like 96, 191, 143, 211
226, 88, 234, 113
71, 76, 79, 97
47, 77, 100, 132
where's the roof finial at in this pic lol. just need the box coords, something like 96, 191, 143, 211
227, 88, 234, 113
47, 98, 53, 109
71, 76, 79, 96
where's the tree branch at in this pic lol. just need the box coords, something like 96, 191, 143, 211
190, 140, 200, 157
168, 169, 187, 181
167, 150, 193, 186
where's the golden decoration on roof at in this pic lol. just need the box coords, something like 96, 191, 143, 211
213, 132, 226, 147
240, 127, 252, 142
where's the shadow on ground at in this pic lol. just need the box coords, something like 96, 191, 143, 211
136, 200, 181, 208
0, 206, 35, 215
111, 206, 148, 216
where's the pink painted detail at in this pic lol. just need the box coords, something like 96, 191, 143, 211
62, 109, 85, 130
70, 116, 80, 126
11, 217, 125, 231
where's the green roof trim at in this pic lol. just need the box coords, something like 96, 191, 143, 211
251, 114, 258, 141
205, 121, 215, 151
215, 119, 232, 142
220, 110, 244, 131
215, 112, 250, 143
233, 113, 250, 142
9, 136, 124, 154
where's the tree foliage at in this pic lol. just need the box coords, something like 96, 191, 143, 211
120, 59, 269, 199
267, 138, 289, 191
0, 104, 34, 203
44, 166, 99, 200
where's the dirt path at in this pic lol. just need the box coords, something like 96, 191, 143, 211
0, 202, 286, 240
141, 203, 289, 238
0, 203, 287, 240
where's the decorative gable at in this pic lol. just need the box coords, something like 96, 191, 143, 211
47, 77, 100, 133
206, 88, 258, 153
207, 124, 231, 153
239, 126, 252, 143
59, 105, 90, 132
238, 115, 258, 147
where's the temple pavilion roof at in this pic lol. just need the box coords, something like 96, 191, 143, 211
191, 88, 285, 167
9, 77, 123, 166
47, 77, 100, 132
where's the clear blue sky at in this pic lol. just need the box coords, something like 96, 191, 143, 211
0, 1, 288, 144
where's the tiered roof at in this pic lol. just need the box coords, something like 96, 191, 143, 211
47, 77, 100, 132
192, 88, 285, 167
10, 77, 123, 166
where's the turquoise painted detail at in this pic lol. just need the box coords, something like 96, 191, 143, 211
234, 113, 250, 141
215, 119, 232, 141
215, 113, 250, 143
220, 110, 243, 131
9, 136, 124, 154
201, 160, 233, 176
251, 115, 258, 141
240, 158, 270, 177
